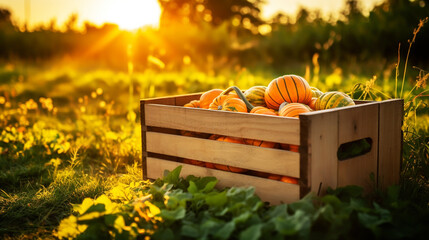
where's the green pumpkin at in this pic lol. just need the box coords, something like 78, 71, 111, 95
311, 87, 324, 98
315, 91, 355, 110
244, 86, 267, 107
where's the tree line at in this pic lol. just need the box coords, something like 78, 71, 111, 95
0, 0, 428, 76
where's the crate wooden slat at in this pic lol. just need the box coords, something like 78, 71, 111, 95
141, 95, 403, 204
147, 157, 300, 204
378, 99, 404, 189
146, 131, 300, 177
337, 103, 379, 190
145, 104, 300, 145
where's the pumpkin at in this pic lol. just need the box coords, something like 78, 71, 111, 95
311, 87, 324, 98
244, 138, 278, 148
180, 130, 211, 139
315, 91, 355, 110
278, 103, 311, 118
278, 101, 289, 111
268, 174, 282, 180
244, 86, 267, 107
214, 136, 247, 173
265, 75, 312, 109
280, 176, 299, 184
280, 144, 299, 152
308, 97, 318, 110
199, 89, 223, 109
222, 98, 247, 112
209, 86, 254, 112
184, 100, 200, 108
249, 106, 277, 116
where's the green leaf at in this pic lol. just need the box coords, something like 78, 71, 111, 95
233, 212, 252, 224
163, 166, 182, 185
274, 210, 311, 237
153, 228, 175, 240
321, 195, 342, 210
187, 181, 198, 194
113, 215, 125, 233
181, 224, 200, 238
82, 203, 106, 214
104, 214, 117, 226
205, 191, 227, 208
201, 179, 218, 193
239, 224, 262, 240
159, 207, 186, 221
213, 221, 235, 240
266, 204, 287, 219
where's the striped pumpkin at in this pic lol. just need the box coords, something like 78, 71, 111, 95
184, 100, 200, 108
265, 75, 312, 109
208, 94, 238, 110
199, 89, 223, 109
278, 101, 289, 111
208, 86, 250, 111
278, 103, 311, 118
244, 86, 267, 107
315, 91, 355, 110
249, 106, 277, 116
222, 98, 247, 112
244, 138, 278, 148
311, 87, 324, 98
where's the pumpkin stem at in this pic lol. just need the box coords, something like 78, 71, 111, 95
225, 86, 254, 112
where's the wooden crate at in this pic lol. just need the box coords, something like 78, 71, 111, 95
140, 94, 403, 204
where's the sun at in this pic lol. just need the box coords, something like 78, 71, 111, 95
99, 0, 162, 30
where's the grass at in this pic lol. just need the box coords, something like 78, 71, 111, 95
0, 56, 428, 238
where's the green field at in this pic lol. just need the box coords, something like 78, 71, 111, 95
0, 61, 428, 238
1, 0, 429, 238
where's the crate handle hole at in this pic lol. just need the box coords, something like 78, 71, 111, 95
337, 137, 372, 161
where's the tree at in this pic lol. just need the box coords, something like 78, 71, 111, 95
158, 0, 264, 28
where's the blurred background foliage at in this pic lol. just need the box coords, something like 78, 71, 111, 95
0, 0, 427, 76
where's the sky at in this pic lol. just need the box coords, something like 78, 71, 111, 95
0, 0, 384, 30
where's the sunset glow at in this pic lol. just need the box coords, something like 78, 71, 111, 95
94, 0, 162, 30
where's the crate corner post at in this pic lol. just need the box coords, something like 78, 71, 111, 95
377, 99, 404, 190
140, 99, 148, 180
300, 110, 339, 197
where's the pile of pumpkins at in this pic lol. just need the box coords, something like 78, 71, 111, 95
181, 74, 355, 183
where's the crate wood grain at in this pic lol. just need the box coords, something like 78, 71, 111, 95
141, 94, 403, 204
147, 157, 300, 204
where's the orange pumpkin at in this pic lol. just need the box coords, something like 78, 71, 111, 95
265, 75, 312, 109
184, 100, 200, 108
214, 136, 247, 173
308, 97, 318, 110
180, 130, 211, 139
280, 176, 299, 184
221, 98, 247, 112
199, 89, 223, 109
249, 106, 277, 116
280, 144, 299, 152
268, 174, 282, 181
208, 94, 238, 110
278, 103, 311, 118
